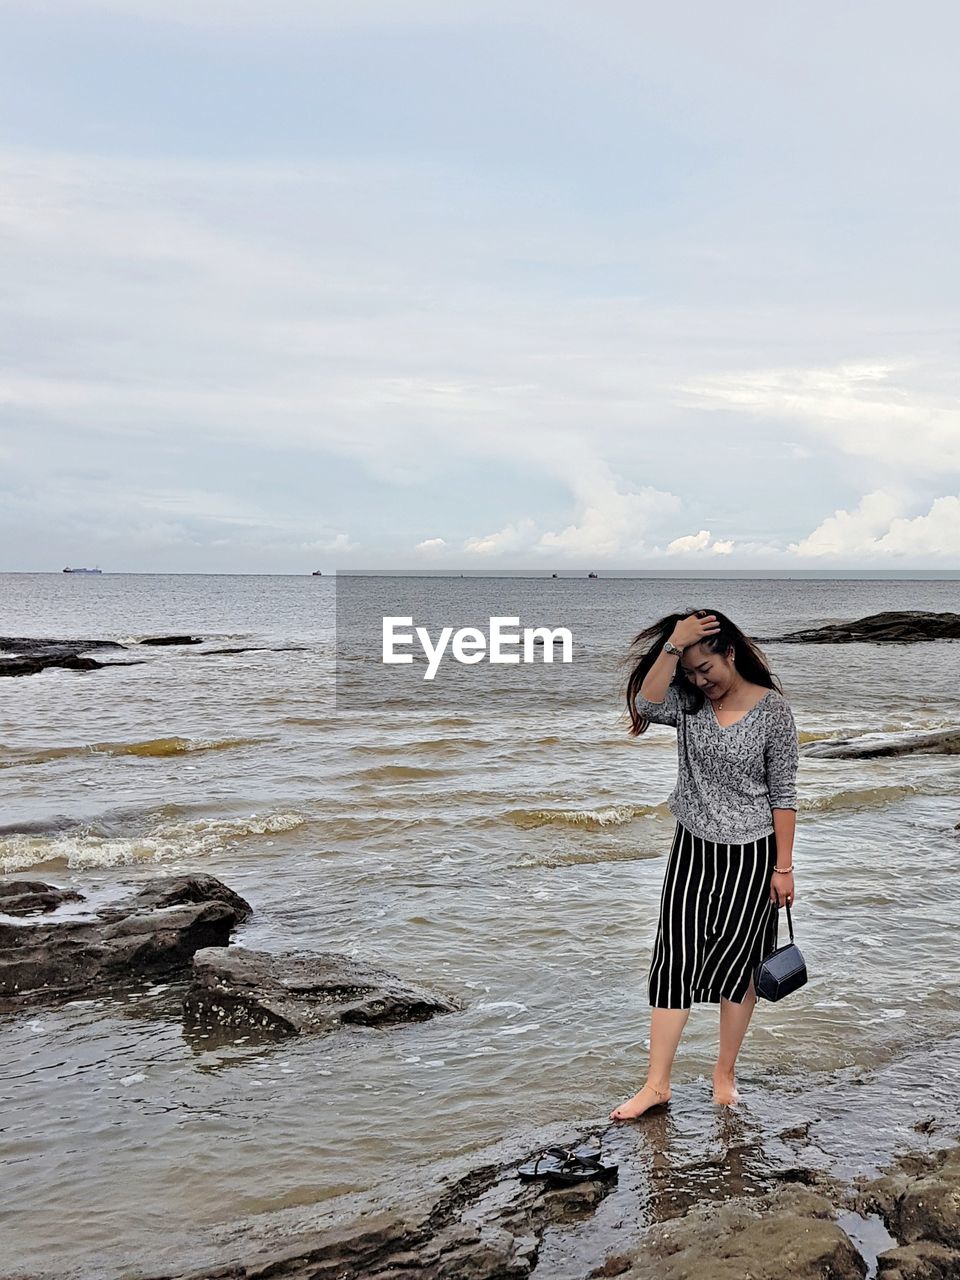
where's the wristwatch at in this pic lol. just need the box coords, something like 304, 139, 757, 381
663, 640, 683, 656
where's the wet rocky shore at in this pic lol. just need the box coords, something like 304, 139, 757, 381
131, 1095, 958, 1280
3, 872, 958, 1279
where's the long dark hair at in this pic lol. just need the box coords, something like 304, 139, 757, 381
624, 608, 782, 736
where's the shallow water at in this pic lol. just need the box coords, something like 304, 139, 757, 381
1, 573, 958, 1277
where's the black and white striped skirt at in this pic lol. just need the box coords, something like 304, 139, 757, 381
648, 821, 779, 1009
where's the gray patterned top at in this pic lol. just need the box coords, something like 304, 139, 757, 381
634, 684, 799, 844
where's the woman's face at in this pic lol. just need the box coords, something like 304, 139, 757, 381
680, 642, 736, 699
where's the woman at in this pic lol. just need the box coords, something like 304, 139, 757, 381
610, 607, 799, 1118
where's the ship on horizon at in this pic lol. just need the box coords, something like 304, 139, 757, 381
62, 567, 102, 574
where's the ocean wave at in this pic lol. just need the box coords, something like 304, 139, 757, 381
350, 764, 450, 782
799, 721, 955, 746
281, 717, 341, 728
0, 811, 306, 874
510, 844, 666, 868
352, 738, 491, 757
0, 736, 262, 769
504, 802, 670, 830
803, 785, 920, 814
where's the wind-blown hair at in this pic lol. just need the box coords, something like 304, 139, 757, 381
624, 608, 782, 737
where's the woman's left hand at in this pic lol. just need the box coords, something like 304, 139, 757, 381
770, 870, 795, 907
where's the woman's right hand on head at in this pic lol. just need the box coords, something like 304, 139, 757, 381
669, 612, 721, 650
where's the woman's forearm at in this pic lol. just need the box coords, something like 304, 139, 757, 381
772, 808, 796, 866
640, 645, 680, 702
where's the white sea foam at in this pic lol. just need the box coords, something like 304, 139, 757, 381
505, 802, 666, 830
0, 811, 307, 873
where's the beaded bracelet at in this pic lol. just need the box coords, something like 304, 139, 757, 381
773, 865, 794, 874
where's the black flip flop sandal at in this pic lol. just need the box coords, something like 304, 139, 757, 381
517, 1144, 618, 1186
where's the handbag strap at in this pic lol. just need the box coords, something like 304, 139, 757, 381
772, 897, 795, 942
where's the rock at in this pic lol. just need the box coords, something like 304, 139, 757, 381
764, 611, 960, 644
0, 875, 252, 1008
182, 946, 459, 1039
0, 653, 104, 676
860, 1144, 960, 1279
0, 636, 125, 677
0, 880, 85, 916
896, 1153, 960, 1248
147, 1204, 530, 1280
612, 1183, 865, 1280
0, 637, 124, 655
876, 1241, 960, 1279
803, 728, 960, 759
122, 874, 253, 922
143, 1126, 619, 1279
199, 646, 310, 656
864, 1144, 960, 1245
139, 636, 203, 646
199, 647, 264, 656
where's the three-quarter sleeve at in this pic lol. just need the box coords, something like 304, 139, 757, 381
765, 696, 799, 809
634, 681, 683, 728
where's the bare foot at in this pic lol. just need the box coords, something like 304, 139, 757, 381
609, 1083, 671, 1121
712, 1069, 740, 1106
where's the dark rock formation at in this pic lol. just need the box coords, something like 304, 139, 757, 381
0, 637, 123, 655
803, 728, 960, 759
0, 636, 127, 677
0, 633, 306, 672
0, 875, 251, 1009
608, 1183, 866, 1279
139, 636, 204, 646
859, 1144, 960, 1278
119, 875, 253, 921
0, 880, 85, 916
199, 647, 265, 656
199, 646, 310, 656
183, 946, 458, 1039
144, 1128, 618, 1280
763, 611, 960, 644
0, 653, 103, 676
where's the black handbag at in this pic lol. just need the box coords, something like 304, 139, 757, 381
754, 901, 807, 1001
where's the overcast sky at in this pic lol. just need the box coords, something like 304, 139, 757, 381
1, 1, 958, 571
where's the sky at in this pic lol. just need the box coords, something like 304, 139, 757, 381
1, 0, 959, 572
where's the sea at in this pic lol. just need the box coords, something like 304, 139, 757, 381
1, 572, 959, 1278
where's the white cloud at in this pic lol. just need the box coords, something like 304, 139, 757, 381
535, 461, 681, 559
464, 519, 537, 556
681, 360, 960, 476
301, 533, 357, 553
789, 489, 960, 559
416, 537, 447, 552
457, 464, 686, 563
665, 530, 733, 555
